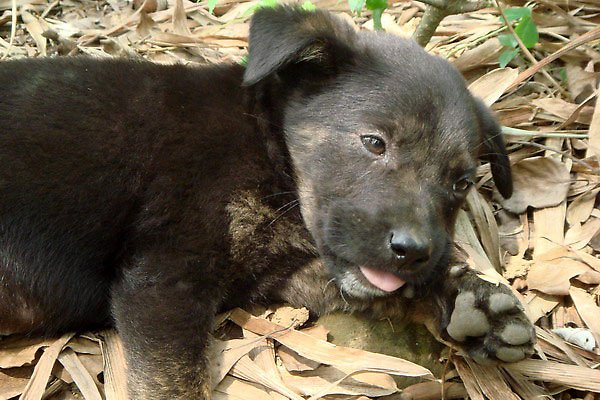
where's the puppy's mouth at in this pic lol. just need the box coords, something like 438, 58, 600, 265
322, 247, 440, 299
358, 266, 406, 292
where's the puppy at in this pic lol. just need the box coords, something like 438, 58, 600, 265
0, 6, 534, 399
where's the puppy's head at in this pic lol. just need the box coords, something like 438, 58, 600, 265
244, 7, 512, 299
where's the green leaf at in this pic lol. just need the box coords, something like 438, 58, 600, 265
259, 0, 278, 8
514, 15, 539, 48
559, 67, 567, 83
301, 0, 316, 11
239, 56, 248, 66
365, 0, 387, 11
498, 48, 519, 68
371, 7, 384, 30
207, 0, 217, 14
502, 7, 531, 23
498, 34, 517, 48
348, 0, 365, 14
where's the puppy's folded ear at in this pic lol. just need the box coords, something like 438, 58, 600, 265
473, 98, 513, 199
243, 6, 356, 86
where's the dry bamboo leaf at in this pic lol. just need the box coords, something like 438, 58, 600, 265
523, 291, 560, 322
527, 259, 590, 296
99, 330, 128, 400
499, 157, 570, 215
0, 338, 55, 369
533, 203, 567, 258
300, 325, 329, 341
576, 269, 600, 285
210, 337, 262, 388
399, 381, 468, 400
173, 0, 192, 35
279, 365, 397, 397
452, 357, 484, 400
0, 0, 47, 7
506, 359, 600, 392
66, 337, 101, 356
246, 335, 291, 400
566, 188, 600, 225
532, 98, 593, 124
588, 81, 600, 158
136, 10, 157, 37
466, 189, 501, 271
279, 345, 321, 372
0, 367, 33, 399
502, 367, 552, 400
569, 286, 600, 343
572, 248, 600, 272
19, 332, 73, 400
565, 64, 597, 103
464, 359, 520, 400
468, 68, 518, 106
228, 308, 433, 379
564, 217, 600, 249
452, 38, 503, 72
57, 348, 102, 400
230, 354, 303, 400
213, 376, 274, 400
455, 210, 502, 279
535, 327, 590, 367
20, 8, 47, 56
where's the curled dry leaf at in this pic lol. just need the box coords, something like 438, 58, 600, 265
566, 188, 599, 225
498, 157, 571, 214
0, 338, 55, 369
532, 98, 593, 125
0, 366, 33, 399
279, 365, 398, 397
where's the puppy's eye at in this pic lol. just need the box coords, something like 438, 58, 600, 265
453, 176, 474, 195
360, 135, 386, 155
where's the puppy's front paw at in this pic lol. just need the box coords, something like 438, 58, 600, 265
443, 266, 535, 364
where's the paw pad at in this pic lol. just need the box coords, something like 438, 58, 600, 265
446, 292, 490, 342
488, 293, 517, 314
496, 347, 525, 363
500, 324, 532, 346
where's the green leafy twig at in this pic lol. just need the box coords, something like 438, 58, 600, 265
349, 0, 387, 31
495, 0, 566, 95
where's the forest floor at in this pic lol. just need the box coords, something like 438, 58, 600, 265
0, 0, 599, 399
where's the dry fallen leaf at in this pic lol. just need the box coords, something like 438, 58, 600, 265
498, 157, 571, 214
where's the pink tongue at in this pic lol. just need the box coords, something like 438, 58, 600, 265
359, 266, 406, 292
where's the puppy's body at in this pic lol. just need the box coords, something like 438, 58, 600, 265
0, 7, 535, 399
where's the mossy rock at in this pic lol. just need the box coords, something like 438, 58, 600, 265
316, 312, 446, 387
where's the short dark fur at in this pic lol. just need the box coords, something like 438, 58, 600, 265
0, 7, 532, 399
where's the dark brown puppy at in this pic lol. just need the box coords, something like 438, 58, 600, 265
0, 6, 534, 399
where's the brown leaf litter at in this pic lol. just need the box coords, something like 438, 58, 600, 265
1, 0, 599, 399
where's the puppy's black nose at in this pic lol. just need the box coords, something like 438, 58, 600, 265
389, 230, 431, 265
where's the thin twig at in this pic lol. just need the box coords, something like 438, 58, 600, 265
502, 126, 589, 139
412, 0, 494, 46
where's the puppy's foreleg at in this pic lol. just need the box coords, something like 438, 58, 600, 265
112, 253, 218, 400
